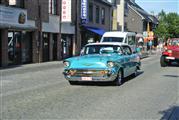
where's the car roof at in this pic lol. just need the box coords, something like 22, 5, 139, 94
85, 42, 129, 46
102, 31, 136, 37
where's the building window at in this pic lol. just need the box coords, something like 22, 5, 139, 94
124, 1, 128, 16
9, 0, 25, 8
89, 3, 93, 22
49, 0, 57, 15
96, 6, 100, 23
101, 8, 105, 24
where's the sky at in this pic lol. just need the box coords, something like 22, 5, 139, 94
135, 0, 179, 15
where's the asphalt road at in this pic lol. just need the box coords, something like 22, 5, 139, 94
1, 54, 179, 120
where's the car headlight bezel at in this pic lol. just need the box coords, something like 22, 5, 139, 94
107, 61, 114, 68
63, 61, 70, 67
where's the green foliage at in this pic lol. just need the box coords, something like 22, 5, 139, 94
154, 10, 179, 41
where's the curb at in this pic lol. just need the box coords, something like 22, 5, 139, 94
0, 61, 63, 74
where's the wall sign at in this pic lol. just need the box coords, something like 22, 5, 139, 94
61, 0, 71, 22
0, 5, 27, 26
81, 0, 88, 24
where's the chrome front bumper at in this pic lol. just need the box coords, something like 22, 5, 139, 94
63, 69, 118, 82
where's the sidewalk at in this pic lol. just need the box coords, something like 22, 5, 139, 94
0, 61, 63, 75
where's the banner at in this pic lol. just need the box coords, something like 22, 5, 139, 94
81, 0, 88, 24
61, 0, 71, 22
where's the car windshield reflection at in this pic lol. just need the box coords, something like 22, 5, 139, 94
84, 45, 122, 55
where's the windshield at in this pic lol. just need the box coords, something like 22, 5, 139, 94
169, 39, 179, 46
84, 45, 122, 55
102, 37, 124, 42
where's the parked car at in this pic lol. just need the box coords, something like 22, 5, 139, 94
63, 42, 141, 85
160, 38, 179, 67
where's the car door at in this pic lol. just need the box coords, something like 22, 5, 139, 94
123, 45, 136, 75
128, 47, 137, 73
121, 46, 132, 77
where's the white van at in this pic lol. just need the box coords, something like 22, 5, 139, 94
100, 31, 136, 51
100, 31, 136, 44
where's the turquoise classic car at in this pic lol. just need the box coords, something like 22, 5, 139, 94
63, 42, 141, 85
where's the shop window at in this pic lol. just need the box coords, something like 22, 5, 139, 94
124, 1, 128, 16
8, 32, 21, 65
101, 8, 105, 25
96, 6, 100, 24
8, 31, 32, 65
49, 0, 57, 15
9, 0, 25, 8
89, 3, 93, 22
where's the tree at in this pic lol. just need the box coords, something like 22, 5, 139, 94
165, 13, 179, 38
154, 10, 179, 41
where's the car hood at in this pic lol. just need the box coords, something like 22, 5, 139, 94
167, 46, 179, 52
66, 54, 118, 69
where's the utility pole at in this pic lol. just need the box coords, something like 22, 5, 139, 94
75, 0, 81, 55
75, 0, 78, 56
37, 0, 42, 63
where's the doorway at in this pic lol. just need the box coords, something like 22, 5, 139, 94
8, 31, 22, 65
43, 33, 50, 62
8, 31, 33, 65
53, 34, 58, 60
61, 35, 73, 59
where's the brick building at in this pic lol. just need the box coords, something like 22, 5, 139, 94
76, 0, 113, 52
0, 0, 115, 67
0, 0, 63, 67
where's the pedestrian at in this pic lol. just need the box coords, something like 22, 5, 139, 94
149, 40, 153, 54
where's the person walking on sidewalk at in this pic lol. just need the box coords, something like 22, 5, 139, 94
148, 40, 153, 54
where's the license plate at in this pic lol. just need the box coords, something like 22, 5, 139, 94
81, 77, 92, 81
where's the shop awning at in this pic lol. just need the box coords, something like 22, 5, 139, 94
0, 23, 37, 30
84, 26, 106, 35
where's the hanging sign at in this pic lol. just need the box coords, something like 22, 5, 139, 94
61, 0, 71, 22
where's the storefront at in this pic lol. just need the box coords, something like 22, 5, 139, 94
61, 34, 73, 59
61, 23, 75, 59
42, 33, 50, 62
8, 31, 32, 65
0, 5, 36, 67
42, 15, 61, 62
81, 26, 105, 47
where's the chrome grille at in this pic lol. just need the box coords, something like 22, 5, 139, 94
72, 70, 108, 77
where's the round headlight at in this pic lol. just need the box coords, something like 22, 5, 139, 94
63, 61, 70, 67
107, 61, 114, 68
167, 50, 172, 53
